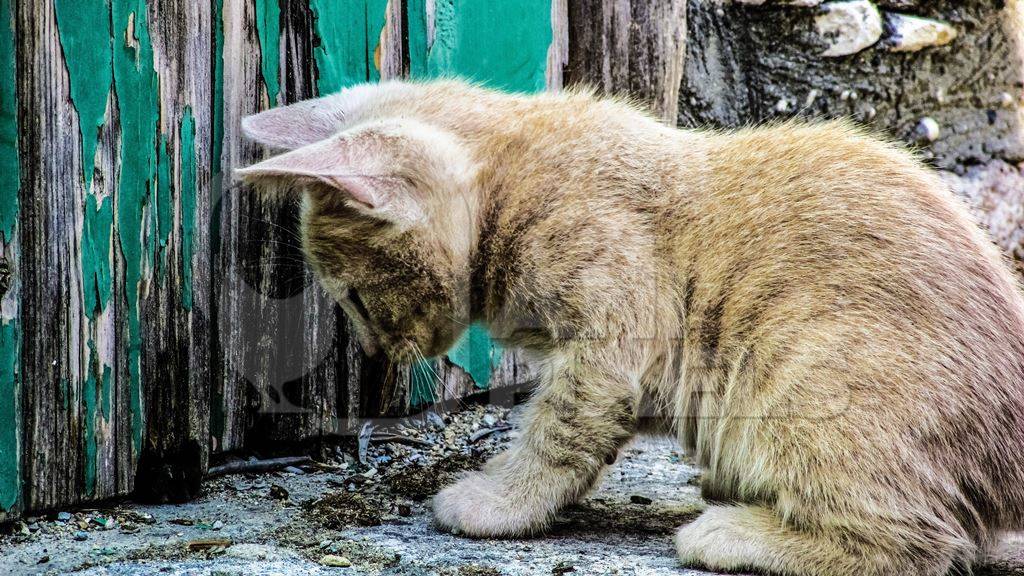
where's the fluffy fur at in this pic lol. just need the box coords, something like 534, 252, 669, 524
238, 80, 1024, 576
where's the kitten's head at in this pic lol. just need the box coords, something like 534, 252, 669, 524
236, 85, 479, 360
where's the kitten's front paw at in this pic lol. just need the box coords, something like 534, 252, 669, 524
432, 472, 548, 538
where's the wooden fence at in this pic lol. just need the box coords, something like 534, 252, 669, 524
3, 0, 1015, 521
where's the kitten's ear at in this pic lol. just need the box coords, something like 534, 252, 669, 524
234, 127, 424, 225
241, 95, 346, 150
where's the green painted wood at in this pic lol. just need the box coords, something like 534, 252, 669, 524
0, 0, 21, 521
15, 0, 212, 510
407, 0, 554, 92
5, 0, 553, 516
310, 0, 389, 93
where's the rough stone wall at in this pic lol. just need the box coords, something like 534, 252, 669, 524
676, 0, 1024, 265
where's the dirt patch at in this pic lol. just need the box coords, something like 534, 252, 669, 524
303, 492, 383, 529
387, 452, 485, 501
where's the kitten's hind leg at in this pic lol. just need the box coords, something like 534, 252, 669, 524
675, 505, 969, 576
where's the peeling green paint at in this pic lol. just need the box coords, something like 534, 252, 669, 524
0, 0, 18, 243
180, 108, 196, 310
406, 0, 552, 396
112, 0, 160, 457
54, 1, 116, 319
83, 348, 99, 495
407, 0, 552, 93
447, 323, 501, 389
255, 0, 281, 106
53, 0, 113, 191
0, 324, 19, 513
81, 195, 113, 317
310, 0, 388, 94
0, 0, 20, 516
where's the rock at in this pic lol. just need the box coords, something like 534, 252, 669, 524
56, 511, 72, 522
552, 561, 576, 574
884, 13, 957, 52
815, 0, 883, 57
269, 484, 289, 500
630, 494, 653, 505
225, 543, 298, 561
283, 465, 305, 475
212, 520, 225, 530
320, 554, 353, 567
187, 537, 233, 551
92, 517, 116, 530
916, 116, 941, 142
73, 531, 88, 541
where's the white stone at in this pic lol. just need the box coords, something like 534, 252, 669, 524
774, 98, 791, 112
917, 117, 940, 142
886, 13, 957, 52
815, 1, 883, 57
804, 88, 820, 108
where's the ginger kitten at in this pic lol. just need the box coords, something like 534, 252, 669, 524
237, 80, 1024, 576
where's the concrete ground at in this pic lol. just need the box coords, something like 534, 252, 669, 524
6, 403, 1024, 576
0, 405, 720, 576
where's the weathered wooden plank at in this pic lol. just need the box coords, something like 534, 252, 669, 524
133, 0, 213, 503
15, 0, 212, 509
215, 0, 400, 450
564, 0, 687, 123
17, 0, 91, 511
0, 0, 21, 522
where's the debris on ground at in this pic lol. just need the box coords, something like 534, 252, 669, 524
0, 403, 711, 575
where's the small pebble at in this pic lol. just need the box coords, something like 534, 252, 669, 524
73, 531, 88, 541
56, 512, 72, 522
553, 561, 576, 574
269, 484, 289, 500
630, 495, 653, 505
916, 117, 941, 142
283, 466, 305, 475
320, 554, 352, 567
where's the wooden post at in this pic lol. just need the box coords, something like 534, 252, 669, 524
564, 0, 688, 123
13, 0, 213, 509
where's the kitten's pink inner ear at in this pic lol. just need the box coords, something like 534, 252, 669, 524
234, 136, 395, 212
314, 175, 382, 209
